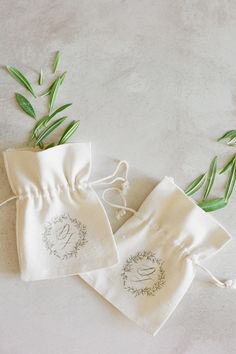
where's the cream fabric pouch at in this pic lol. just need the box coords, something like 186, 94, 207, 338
2, 143, 121, 281
80, 176, 234, 335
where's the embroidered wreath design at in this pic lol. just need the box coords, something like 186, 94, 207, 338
42, 213, 88, 260
121, 250, 166, 297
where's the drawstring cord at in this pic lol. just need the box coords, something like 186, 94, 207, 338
0, 195, 17, 207
90, 160, 129, 188
192, 258, 236, 289
102, 187, 137, 220
90, 160, 136, 220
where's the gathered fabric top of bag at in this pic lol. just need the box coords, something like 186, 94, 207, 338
3, 142, 91, 198
102, 176, 232, 262
132, 177, 232, 261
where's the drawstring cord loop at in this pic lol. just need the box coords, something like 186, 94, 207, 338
0, 195, 17, 207
192, 257, 236, 289
102, 187, 137, 220
90, 160, 135, 220
90, 160, 129, 188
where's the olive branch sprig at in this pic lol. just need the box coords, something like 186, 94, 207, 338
6, 51, 80, 149
185, 132, 236, 212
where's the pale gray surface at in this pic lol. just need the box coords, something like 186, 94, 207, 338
1, 1, 236, 353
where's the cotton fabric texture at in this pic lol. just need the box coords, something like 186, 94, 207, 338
80, 177, 231, 335
3, 143, 119, 281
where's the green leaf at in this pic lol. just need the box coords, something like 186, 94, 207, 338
31, 115, 50, 139
48, 73, 66, 113
15, 93, 36, 119
224, 160, 236, 202
219, 155, 236, 174
40, 85, 52, 97
40, 72, 66, 97
38, 69, 43, 85
49, 77, 61, 113
198, 198, 227, 212
35, 117, 67, 146
50, 103, 72, 119
40, 89, 50, 98
203, 156, 217, 200
185, 173, 206, 196
218, 130, 236, 142
59, 71, 66, 84
218, 130, 236, 146
227, 137, 236, 146
6, 66, 36, 97
58, 120, 80, 145
52, 51, 60, 73
31, 104, 72, 140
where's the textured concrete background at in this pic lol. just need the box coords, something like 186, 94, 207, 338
1, 1, 236, 353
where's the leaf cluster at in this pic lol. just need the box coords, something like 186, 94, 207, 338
6, 51, 80, 149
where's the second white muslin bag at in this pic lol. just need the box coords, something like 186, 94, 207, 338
80, 176, 235, 335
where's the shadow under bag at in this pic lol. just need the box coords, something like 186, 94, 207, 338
3, 143, 120, 281
80, 177, 235, 335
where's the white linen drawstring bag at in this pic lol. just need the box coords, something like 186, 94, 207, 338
80, 176, 235, 335
2, 143, 128, 281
